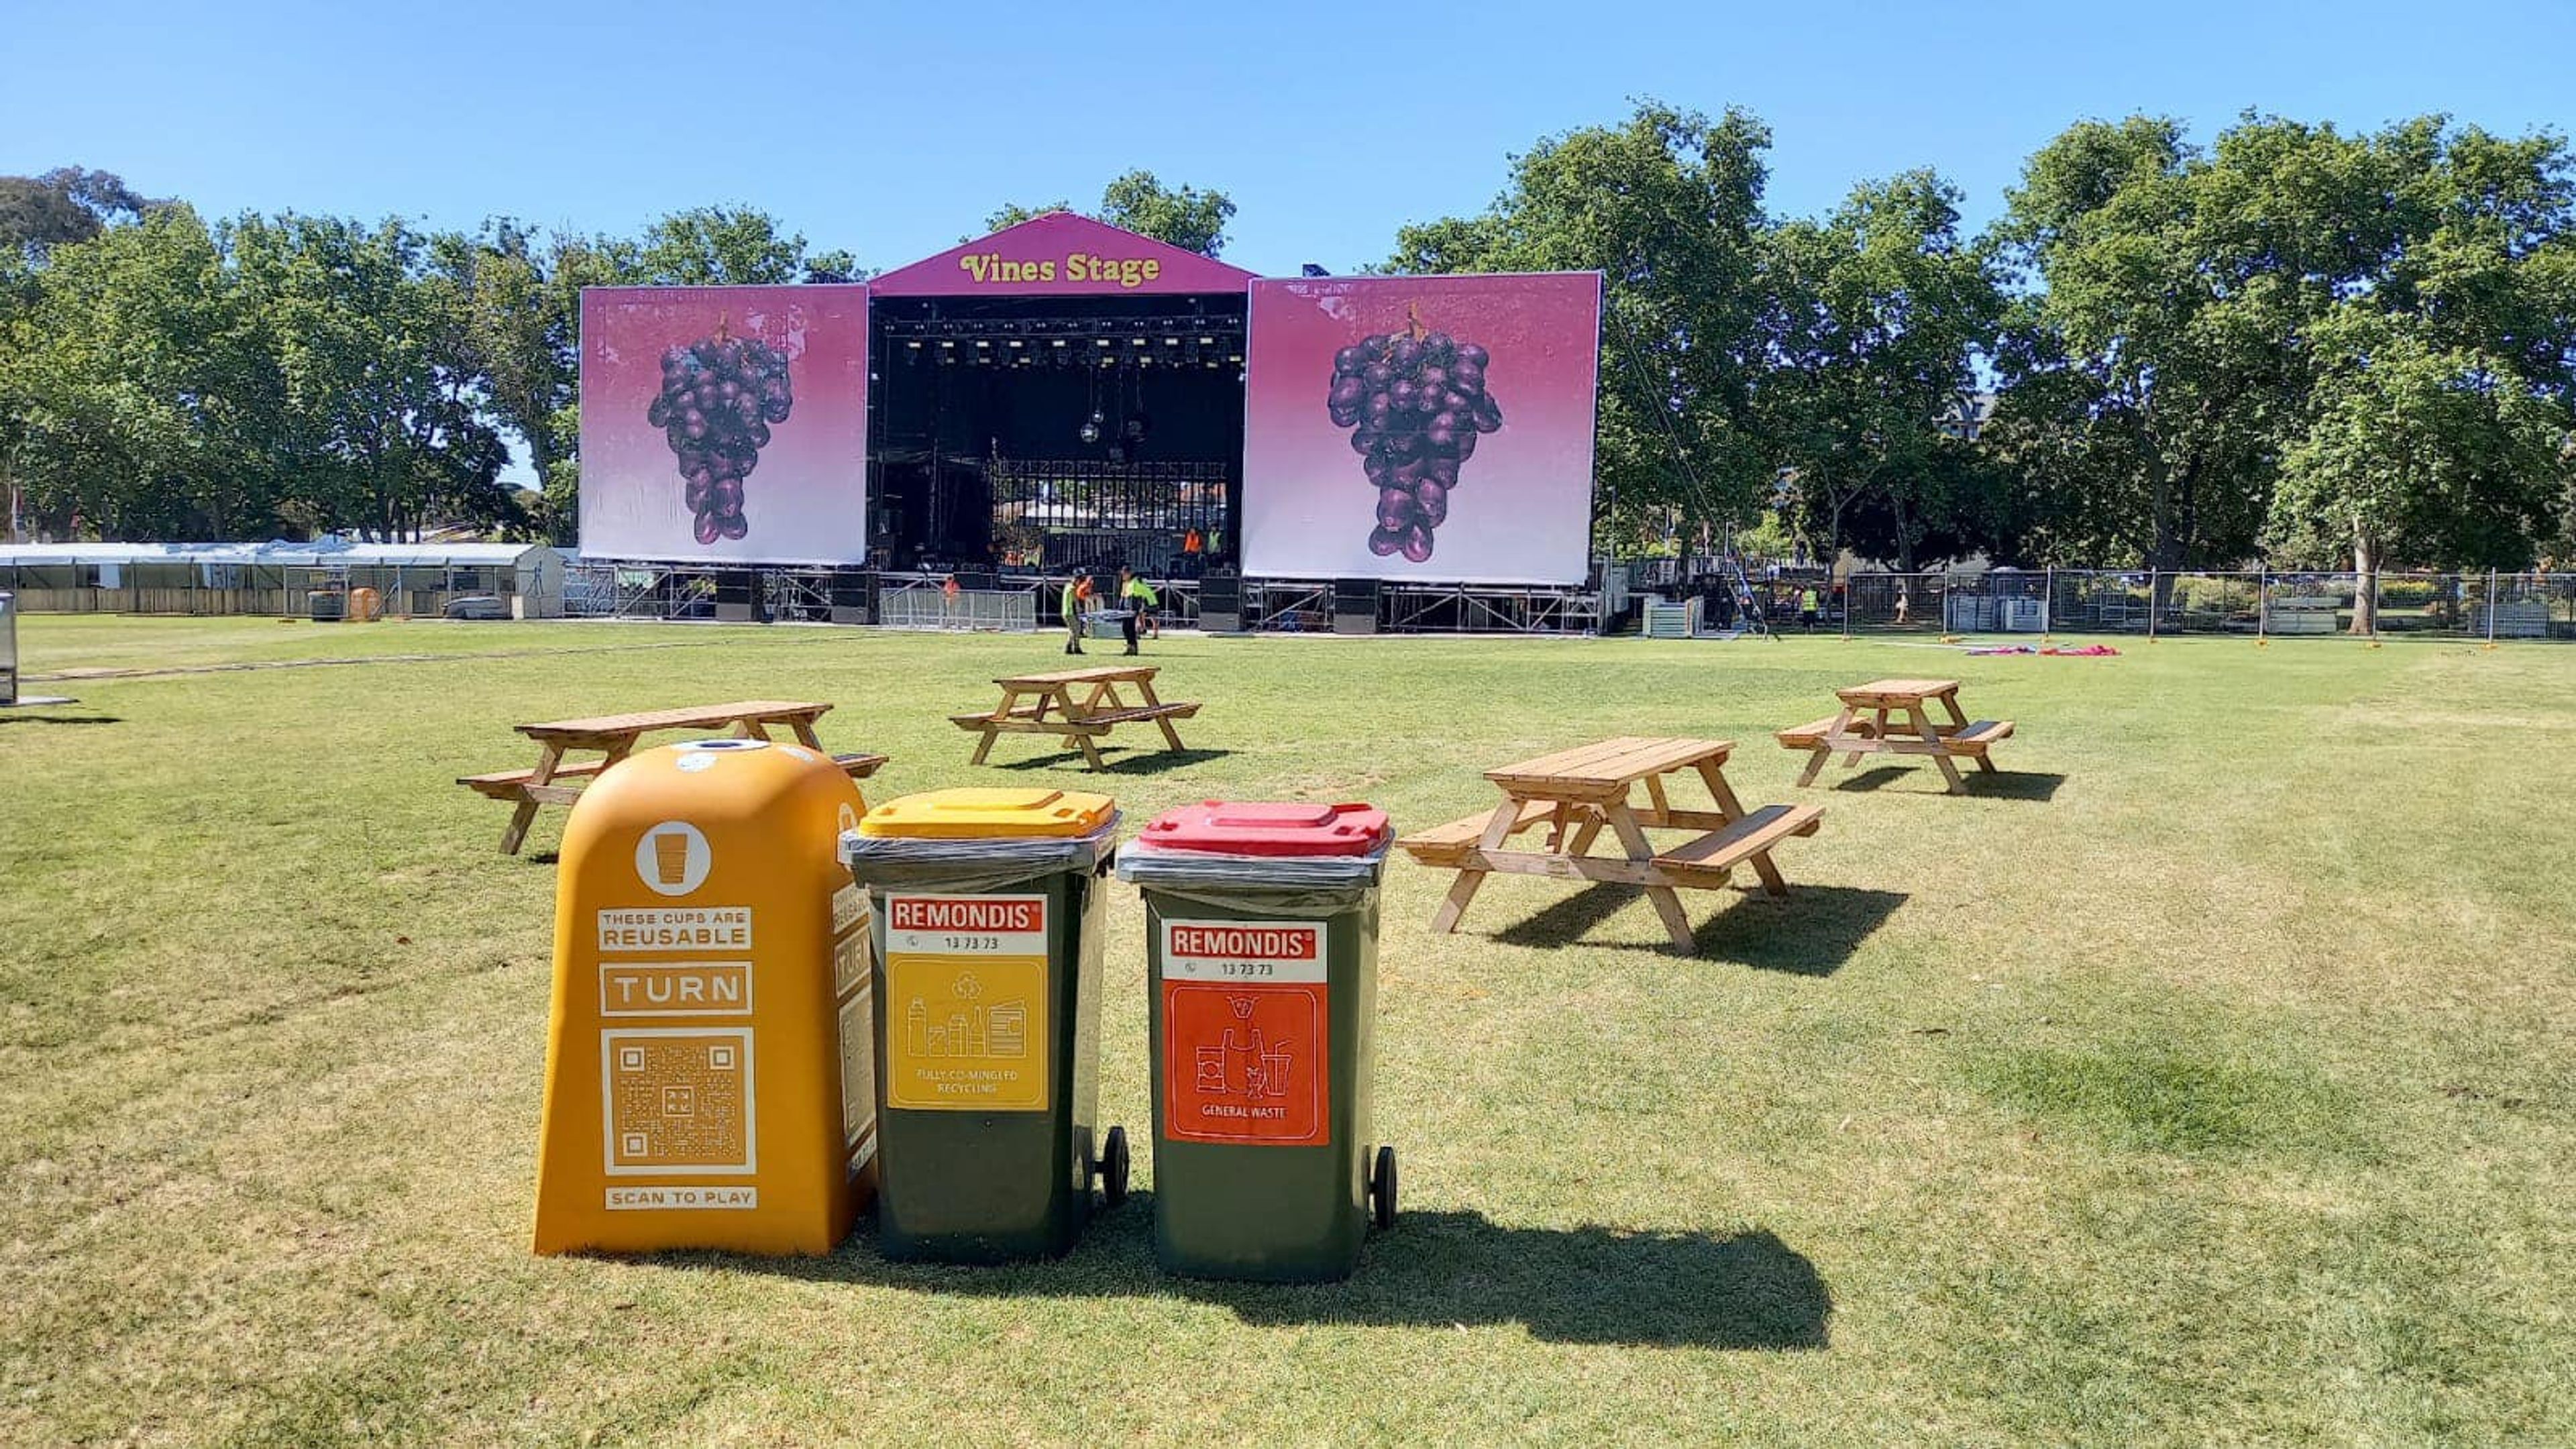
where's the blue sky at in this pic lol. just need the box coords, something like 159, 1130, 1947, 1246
9, 0, 2575, 278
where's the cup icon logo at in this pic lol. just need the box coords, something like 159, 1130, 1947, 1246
652, 832, 690, 885
634, 821, 712, 896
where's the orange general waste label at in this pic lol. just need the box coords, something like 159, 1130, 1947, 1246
881, 894, 1050, 1112
1160, 920, 1329, 1146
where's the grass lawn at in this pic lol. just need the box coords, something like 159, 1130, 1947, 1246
3, 616, 2571, 1446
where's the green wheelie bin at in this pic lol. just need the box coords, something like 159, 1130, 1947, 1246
841, 788, 1128, 1263
1116, 801, 1396, 1282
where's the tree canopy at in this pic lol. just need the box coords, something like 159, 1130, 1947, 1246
985, 170, 1236, 256
8, 105, 2575, 578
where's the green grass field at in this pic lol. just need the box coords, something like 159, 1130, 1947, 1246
4, 616, 2571, 1446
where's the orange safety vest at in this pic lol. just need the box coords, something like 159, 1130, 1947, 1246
1183, 529, 1203, 554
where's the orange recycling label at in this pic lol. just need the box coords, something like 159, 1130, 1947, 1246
1159, 920, 1330, 1146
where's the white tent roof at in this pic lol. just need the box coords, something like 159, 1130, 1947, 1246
0, 540, 556, 568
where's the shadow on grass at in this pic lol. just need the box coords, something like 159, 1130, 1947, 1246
1491, 883, 1905, 975
0, 712, 122, 726
988, 747, 1236, 776
688, 1201, 1829, 1350
1827, 765, 2067, 801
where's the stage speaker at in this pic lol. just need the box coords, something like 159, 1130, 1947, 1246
1199, 570, 1242, 633
714, 569, 758, 623
1333, 578, 1380, 635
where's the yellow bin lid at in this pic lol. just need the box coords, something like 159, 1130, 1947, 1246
859, 787, 1117, 839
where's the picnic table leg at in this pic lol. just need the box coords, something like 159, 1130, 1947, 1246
789, 715, 826, 749
1566, 808, 1605, 857
1849, 708, 1888, 768
970, 687, 1024, 765
1695, 761, 1790, 897
1909, 703, 1967, 793
1604, 800, 1695, 951
1429, 798, 1522, 934
501, 743, 564, 855
1941, 692, 1998, 771
1799, 706, 1854, 786
1055, 688, 1098, 757
1073, 730, 1108, 771
1136, 676, 1189, 751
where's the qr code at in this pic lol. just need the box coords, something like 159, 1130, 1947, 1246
603, 1029, 753, 1173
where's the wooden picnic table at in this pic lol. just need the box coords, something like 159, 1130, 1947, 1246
1394, 736, 1823, 953
459, 700, 887, 854
950, 665, 1201, 771
1776, 678, 2014, 794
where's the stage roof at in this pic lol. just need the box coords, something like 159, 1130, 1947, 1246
868, 212, 1258, 299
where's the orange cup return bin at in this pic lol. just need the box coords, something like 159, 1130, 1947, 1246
531, 739, 879, 1256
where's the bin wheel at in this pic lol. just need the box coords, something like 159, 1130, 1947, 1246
1097, 1126, 1130, 1208
1369, 1145, 1397, 1231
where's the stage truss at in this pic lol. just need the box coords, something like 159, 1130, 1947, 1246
1381, 582, 1603, 635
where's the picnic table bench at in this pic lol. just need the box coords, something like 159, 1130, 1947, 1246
1395, 736, 1822, 953
1778, 678, 2012, 794
460, 700, 886, 853
950, 665, 1200, 771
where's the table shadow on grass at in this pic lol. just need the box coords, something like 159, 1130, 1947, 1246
1827, 766, 2067, 801
0, 712, 121, 726
682, 1203, 1829, 1350
987, 748, 1237, 777
1489, 883, 1905, 975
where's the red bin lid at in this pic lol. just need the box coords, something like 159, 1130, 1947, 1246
1136, 801, 1391, 857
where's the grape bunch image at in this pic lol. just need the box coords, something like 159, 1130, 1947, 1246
645, 319, 793, 545
1326, 305, 1504, 563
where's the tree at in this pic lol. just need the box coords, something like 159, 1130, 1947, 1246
1, 205, 271, 539
983, 199, 1075, 234
432, 221, 639, 540
983, 170, 1236, 256
1762, 170, 2004, 569
230, 214, 508, 540
1387, 101, 1779, 547
637, 207, 811, 285
1989, 114, 2457, 571
2264, 124, 2576, 625
0, 166, 148, 261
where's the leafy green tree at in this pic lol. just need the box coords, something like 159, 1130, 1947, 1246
1388, 101, 1778, 547
2263, 124, 2576, 623
432, 221, 640, 541
983, 170, 1236, 256
638, 207, 810, 285
1762, 170, 2004, 569
0, 166, 149, 261
983, 199, 1075, 233
1, 205, 270, 537
230, 214, 508, 539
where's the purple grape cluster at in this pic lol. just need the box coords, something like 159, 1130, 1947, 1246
646, 327, 793, 545
1327, 318, 1503, 563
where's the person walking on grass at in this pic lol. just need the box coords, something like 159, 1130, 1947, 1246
1118, 567, 1159, 654
1800, 585, 1821, 632
1061, 569, 1094, 655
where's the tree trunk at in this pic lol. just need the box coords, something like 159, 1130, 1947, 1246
2350, 525, 2378, 636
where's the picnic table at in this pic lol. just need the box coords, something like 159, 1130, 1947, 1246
949, 665, 1201, 771
1394, 736, 1823, 953
1776, 678, 2013, 794
459, 700, 888, 854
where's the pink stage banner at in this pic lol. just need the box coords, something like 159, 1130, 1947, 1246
578, 285, 869, 564
868, 212, 1257, 297
1241, 274, 1603, 584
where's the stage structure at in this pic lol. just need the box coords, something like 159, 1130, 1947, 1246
575, 214, 1606, 631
